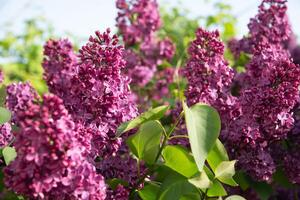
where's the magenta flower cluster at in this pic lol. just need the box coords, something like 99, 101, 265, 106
0, 21, 143, 199
184, 0, 300, 183
116, 0, 175, 88
4, 94, 106, 199
43, 29, 138, 158
184, 28, 236, 124
229, 0, 291, 57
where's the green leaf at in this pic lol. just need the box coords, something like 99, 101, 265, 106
207, 179, 227, 197
233, 171, 250, 191
251, 181, 273, 200
179, 193, 201, 200
203, 166, 227, 197
2, 146, 17, 165
273, 168, 294, 188
138, 183, 160, 200
158, 173, 199, 200
117, 105, 169, 136
183, 102, 221, 171
215, 160, 238, 186
225, 195, 246, 200
127, 120, 163, 164
162, 145, 198, 178
188, 171, 211, 189
0, 107, 11, 125
207, 139, 229, 172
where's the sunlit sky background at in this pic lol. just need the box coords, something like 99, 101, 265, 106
1, 0, 300, 40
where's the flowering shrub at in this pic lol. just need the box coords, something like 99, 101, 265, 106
0, 0, 300, 199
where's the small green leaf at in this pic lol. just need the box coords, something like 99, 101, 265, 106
225, 195, 246, 200
2, 146, 17, 165
127, 120, 163, 164
207, 139, 229, 172
183, 102, 221, 171
207, 179, 227, 197
233, 171, 250, 190
273, 168, 294, 188
162, 145, 198, 178
251, 181, 273, 200
138, 183, 160, 200
117, 105, 169, 136
215, 160, 238, 186
188, 171, 211, 189
0, 107, 11, 125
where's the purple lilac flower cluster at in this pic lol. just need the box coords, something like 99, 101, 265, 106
4, 94, 106, 199
43, 39, 78, 104
184, 0, 300, 182
229, 0, 291, 57
41, 29, 140, 198
184, 28, 236, 124
116, 0, 175, 88
43, 29, 138, 158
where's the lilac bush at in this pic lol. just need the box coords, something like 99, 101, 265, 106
0, 0, 300, 199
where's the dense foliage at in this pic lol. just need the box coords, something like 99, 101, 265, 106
0, 0, 300, 199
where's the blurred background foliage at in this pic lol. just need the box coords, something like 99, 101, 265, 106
0, 18, 52, 93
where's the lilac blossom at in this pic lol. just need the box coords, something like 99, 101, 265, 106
229, 0, 291, 56
43, 39, 78, 104
4, 94, 106, 199
183, 28, 236, 123
42, 29, 138, 157
116, 0, 161, 45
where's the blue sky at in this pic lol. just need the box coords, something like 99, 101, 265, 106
1, 0, 300, 39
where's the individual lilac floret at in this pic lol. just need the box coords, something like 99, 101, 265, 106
183, 28, 236, 123
0, 123, 12, 148
6, 82, 39, 124
43, 39, 78, 104
4, 94, 106, 199
229, 0, 291, 56
116, 0, 161, 45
